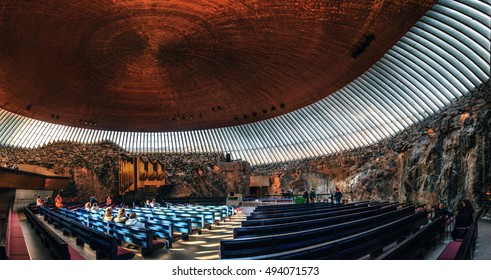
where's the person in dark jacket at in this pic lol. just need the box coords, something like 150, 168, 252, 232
334, 188, 342, 204
309, 189, 317, 203
434, 202, 452, 219
434, 202, 452, 238
303, 189, 309, 204
451, 201, 472, 240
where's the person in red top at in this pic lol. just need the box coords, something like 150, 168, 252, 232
106, 196, 112, 206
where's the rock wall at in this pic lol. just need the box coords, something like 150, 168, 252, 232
1, 81, 489, 210
252, 81, 491, 211
0, 141, 250, 201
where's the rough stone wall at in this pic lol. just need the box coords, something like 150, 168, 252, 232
0, 141, 248, 201
252, 81, 490, 211
1, 82, 489, 210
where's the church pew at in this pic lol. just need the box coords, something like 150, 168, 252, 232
250, 201, 370, 216
220, 206, 415, 258
234, 204, 403, 238
246, 202, 373, 220
145, 219, 175, 247
122, 208, 195, 239
252, 201, 369, 213
226, 210, 428, 260
376, 215, 445, 259
151, 214, 194, 240
70, 220, 135, 260
24, 206, 71, 260
242, 202, 398, 227
40, 207, 135, 259
108, 222, 165, 257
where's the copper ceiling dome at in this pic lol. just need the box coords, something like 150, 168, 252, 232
0, 0, 435, 132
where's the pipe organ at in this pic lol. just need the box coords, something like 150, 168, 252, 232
119, 156, 165, 195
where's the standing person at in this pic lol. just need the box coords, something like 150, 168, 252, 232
303, 189, 309, 204
89, 195, 96, 206
54, 193, 63, 209
451, 201, 473, 240
36, 195, 44, 207
334, 188, 343, 204
434, 202, 452, 239
309, 188, 317, 203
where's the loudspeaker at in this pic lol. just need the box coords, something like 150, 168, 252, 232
226, 153, 231, 162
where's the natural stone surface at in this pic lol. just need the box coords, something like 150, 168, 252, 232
252, 81, 490, 211
1, 81, 489, 211
0, 141, 247, 201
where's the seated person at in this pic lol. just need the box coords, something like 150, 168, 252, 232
145, 200, 152, 208
90, 203, 99, 212
125, 212, 145, 228
103, 207, 114, 222
150, 198, 159, 208
84, 202, 92, 211
114, 208, 128, 223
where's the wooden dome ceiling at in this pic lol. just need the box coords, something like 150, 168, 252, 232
0, 0, 435, 132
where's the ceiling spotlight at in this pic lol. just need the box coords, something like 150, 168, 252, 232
252, 112, 257, 117
271, 105, 276, 111
280, 103, 285, 109
26, 104, 32, 111
243, 114, 248, 119
262, 109, 267, 114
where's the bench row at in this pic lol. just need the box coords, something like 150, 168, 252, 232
226, 210, 429, 260
40, 208, 145, 260
221, 206, 416, 258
